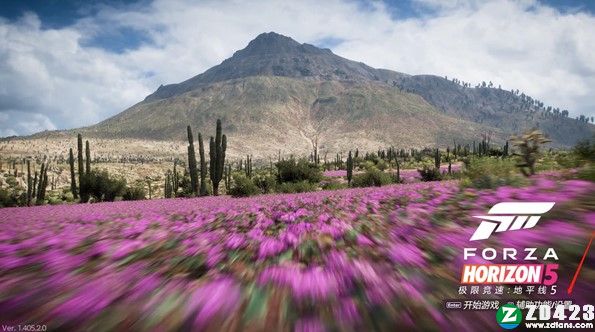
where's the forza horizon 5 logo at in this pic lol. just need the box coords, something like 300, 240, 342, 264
470, 202, 555, 241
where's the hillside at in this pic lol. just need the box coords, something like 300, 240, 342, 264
30, 32, 593, 155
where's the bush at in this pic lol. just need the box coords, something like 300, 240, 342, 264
276, 181, 317, 193
351, 167, 392, 187
0, 187, 19, 208
577, 164, 595, 182
573, 139, 595, 163
253, 174, 276, 194
462, 157, 527, 189
417, 166, 442, 182
229, 174, 260, 197
321, 181, 348, 191
123, 186, 146, 201
85, 169, 127, 202
276, 159, 322, 184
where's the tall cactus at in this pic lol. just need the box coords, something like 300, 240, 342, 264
434, 148, 441, 169
85, 140, 91, 175
396, 158, 401, 183
77, 134, 87, 202
32, 171, 38, 202
26, 160, 32, 206
209, 119, 226, 196
164, 172, 171, 198
346, 150, 353, 185
36, 162, 48, 203
187, 126, 199, 196
198, 133, 207, 196
69, 148, 78, 199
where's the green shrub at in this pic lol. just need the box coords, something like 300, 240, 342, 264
351, 167, 392, 187
85, 169, 127, 202
0, 187, 19, 208
417, 166, 442, 182
573, 139, 595, 163
123, 186, 146, 201
577, 164, 595, 182
462, 157, 527, 189
276, 159, 322, 184
321, 181, 348, 191
229, 174, 260, 197
253, 174, 276, 194
276, 181, 318, 193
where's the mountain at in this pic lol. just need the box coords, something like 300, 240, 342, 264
41, 32, 593, 157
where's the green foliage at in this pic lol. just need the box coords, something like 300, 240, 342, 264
85, 169, 127, 202
276, 159, 322, 184
572, 139, 595, 163
576, 164, 595, 182
123, 185, 146, 201
276, 181, 318, 193
321, 181, 348, 191
461, 157, 527, 189
0, 187, 22, 208
417, 166, 442, 182
253, 173, 276, 194
351, 166, 392, 187
229, 174, 260, 197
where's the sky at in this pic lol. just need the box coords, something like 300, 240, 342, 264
1, 0, 594, 137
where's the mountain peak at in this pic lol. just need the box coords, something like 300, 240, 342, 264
235, 32, 322, 57
145, 32, 407, 101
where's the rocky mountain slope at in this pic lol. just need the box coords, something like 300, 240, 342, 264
34, 32, 593, 156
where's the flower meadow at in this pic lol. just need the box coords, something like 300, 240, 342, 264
0, 174, 593, 331
323, 164, 462, 182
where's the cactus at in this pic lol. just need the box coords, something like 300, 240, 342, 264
164, 171, 172, 198
85, 140, 91, 175
346, 150, 353, 185
187, 126, 199, 196
224, 163, 232, 192
36, 162, 45, 202
77, 134, 87, 202
434, 148, 441, 169
69, 148, 78, 199
396, 158, 401, 183
503, 140, 509, 157
32, 171, 38, 202
173, 160, 179, 193
198, 133, 207, 196
35, 162, 48, 203
26, 160, 32, 206
209, 119, 226, 196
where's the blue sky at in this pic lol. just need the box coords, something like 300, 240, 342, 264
1, 0, 594, 136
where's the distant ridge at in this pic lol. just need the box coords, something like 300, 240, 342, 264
30, 32, 593, 155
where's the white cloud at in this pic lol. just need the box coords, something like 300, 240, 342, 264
1, 0, 594, 136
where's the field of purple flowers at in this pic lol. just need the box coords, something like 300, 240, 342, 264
323, 164, 463, 182
0, 173, 593, 331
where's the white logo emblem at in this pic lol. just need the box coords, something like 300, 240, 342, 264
470, 202, 555, 241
